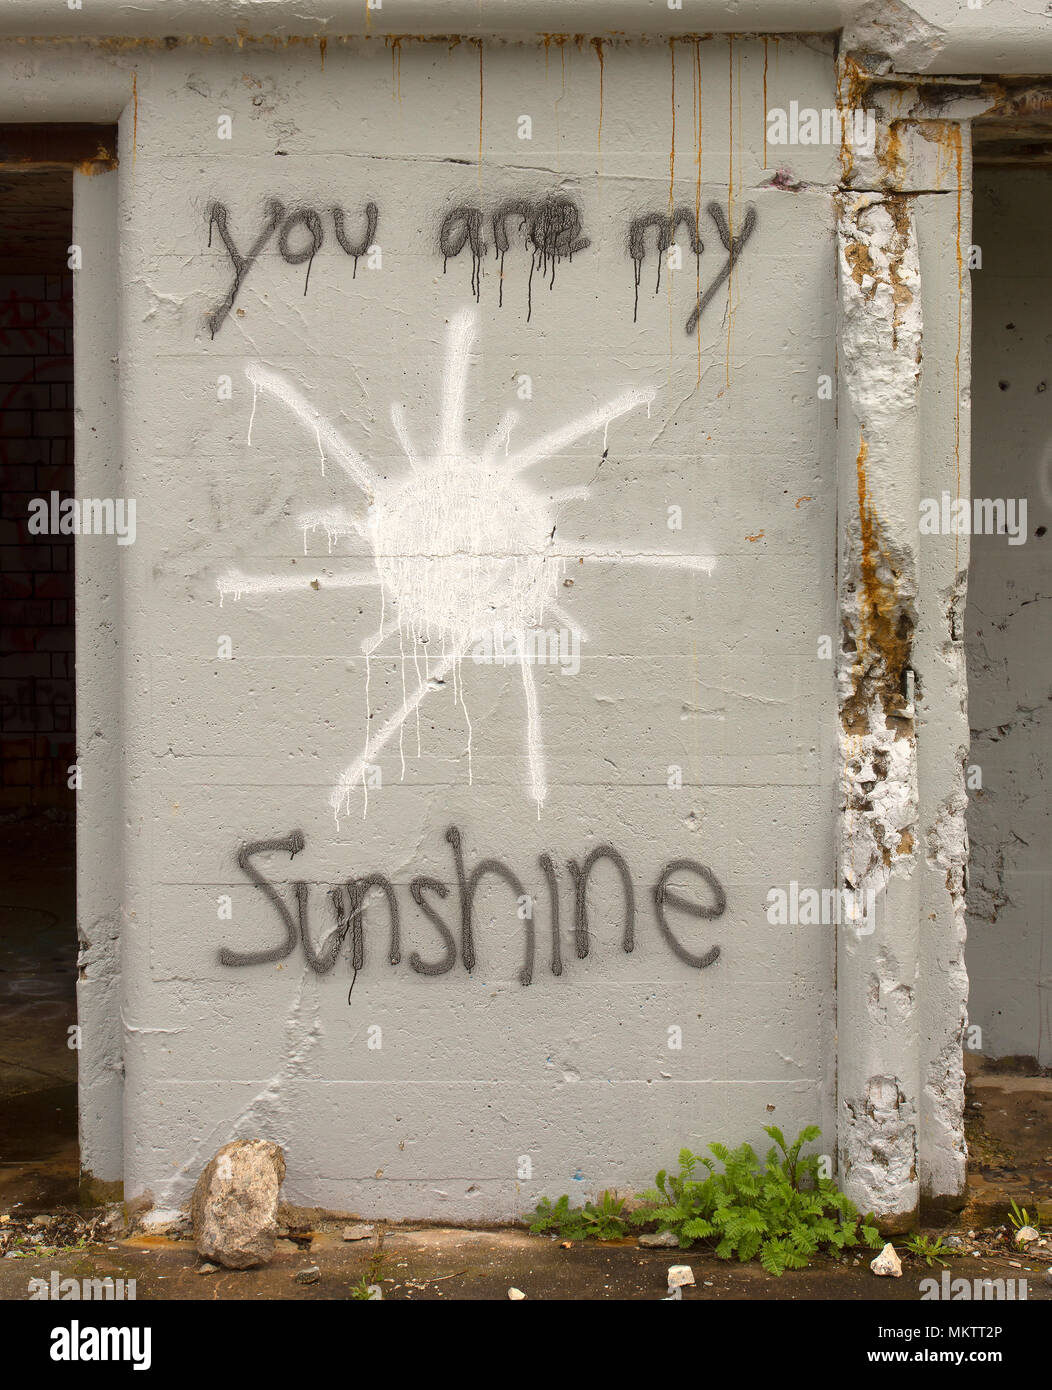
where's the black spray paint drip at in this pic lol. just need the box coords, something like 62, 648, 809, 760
205, 199, 380, 333
628, 200, 759, 335
439, 206, 487, 302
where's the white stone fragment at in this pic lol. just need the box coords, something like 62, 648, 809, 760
870, 1242, 902, 1277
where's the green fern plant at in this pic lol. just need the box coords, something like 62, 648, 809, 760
631, 1124, 883, 1276
528, 1189, 629, 1242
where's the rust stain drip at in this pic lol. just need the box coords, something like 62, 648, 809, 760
875, 119, 905, 189
591, 37, 604, 166
837, 55, 866, 186
694, 37, 703, 387
475, 38, 483, 184
762, 37, 768, 170
131, 71, 138, 165
725, 35, 734, 389
952, 123, 963, 571
668, 38, 676, 213
319, 36, 327, 70
884, 195, 915, 351
845, 435, 914, 732
386, 36, 403, 101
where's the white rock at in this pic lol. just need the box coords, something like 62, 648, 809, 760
870, 1242, 902, 1277
1014, 1226, 1039, 1247
342, 1223, 374, 1242
508, 1287, 526, 1300
667, 1264, 695, 1288
191, 1138, 286, 1270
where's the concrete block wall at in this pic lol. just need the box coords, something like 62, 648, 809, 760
3, 0, 1048, 1224
94, 32, 841, 1221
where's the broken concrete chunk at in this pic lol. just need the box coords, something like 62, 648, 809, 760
507, 1287, 526, 1300
870, 1242, 903, 1277
342, 1223, 374, 1242
197, 1262, 218, 1275
191, 1139, 286, 1270
294, 1266, 321, 1284
667, 1264, 695, 1288
1014, 1226, 1039, 1247
638, 1230, 679, 1248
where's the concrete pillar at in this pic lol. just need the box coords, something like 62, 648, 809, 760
835, 185, 924, 1227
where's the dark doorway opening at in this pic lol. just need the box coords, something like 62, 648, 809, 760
962, 111, 1052, 1219
0, 126, 115, 1210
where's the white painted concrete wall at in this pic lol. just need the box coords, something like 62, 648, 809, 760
16, 33, 841, 1219
967, 166, 1052, 1068
3, 0, 1045, 1220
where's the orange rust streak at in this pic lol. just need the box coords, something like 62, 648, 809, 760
953, 123, 963, 572
854, 434, 911, 717
762, 38, 768, 170
725, 36, 734, 389
477, 39, 484, 182
669, 38, 676, 213
695, 37, 702, 387
132, 71, 138, 165
592, 37, 604, 165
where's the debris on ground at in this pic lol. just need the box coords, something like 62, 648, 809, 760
870, 1243, 903, 1277
294, 1266, 321, 1284
191, 1138, 286, 1270
638, 1230, 679, 1248
0, 1206, 117, 1258
667, 1264, 695, 1288
507, 1286, 526, 1299
342, 1223, 374, 1242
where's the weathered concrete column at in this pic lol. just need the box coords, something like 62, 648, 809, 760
835, 188, 923, 1227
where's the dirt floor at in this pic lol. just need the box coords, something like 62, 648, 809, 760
1, 813, 1050, 1301
0, 1217, 1049, 1302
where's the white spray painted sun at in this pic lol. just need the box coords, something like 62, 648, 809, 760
219, 309, 715, 824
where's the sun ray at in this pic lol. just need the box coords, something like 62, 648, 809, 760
390, 401, 421, 473
331, 648, 462, 823
439, 309, 475, 462
507, 387, 656, 475
218, 569, 380, 603
245, 362, 381, 498
520, 658, 547, 815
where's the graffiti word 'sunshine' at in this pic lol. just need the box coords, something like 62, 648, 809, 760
220, 826, 728, 986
